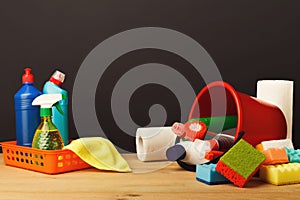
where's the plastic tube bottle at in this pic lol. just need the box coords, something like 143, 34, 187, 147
14, 68, 42, 147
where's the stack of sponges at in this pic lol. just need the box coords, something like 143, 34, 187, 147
215, 139, 266, 187
256, 139, 291, 165
257, 139, 300, 185
196, 138, 300, 187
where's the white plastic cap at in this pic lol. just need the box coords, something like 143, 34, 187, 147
51, 70, 65, 84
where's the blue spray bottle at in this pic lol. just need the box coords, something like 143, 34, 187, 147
14, 68, 42, 147
43, 70, 69, 145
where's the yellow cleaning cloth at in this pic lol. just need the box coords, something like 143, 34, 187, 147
64, 137, 131, 172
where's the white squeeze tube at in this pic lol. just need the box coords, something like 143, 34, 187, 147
256, 80, 294, 140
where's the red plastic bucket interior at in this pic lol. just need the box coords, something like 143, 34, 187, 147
188, 81, 242, 140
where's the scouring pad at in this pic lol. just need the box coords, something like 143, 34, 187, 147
196, 163, 230, 185
285, 148, 300, 163
260, 163, 300, 185
215, 139, 266, 187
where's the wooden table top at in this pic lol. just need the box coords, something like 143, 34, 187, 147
0, 153, 299, 200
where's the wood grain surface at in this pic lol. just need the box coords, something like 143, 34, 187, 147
0, 154, 299, 200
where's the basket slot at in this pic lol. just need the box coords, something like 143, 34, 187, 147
58, 162, 63, 167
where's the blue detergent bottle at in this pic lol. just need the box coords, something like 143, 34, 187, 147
43, 70, 69, 145
14, 68, 42, 147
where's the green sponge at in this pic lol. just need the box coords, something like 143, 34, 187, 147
216, 139, 266, 187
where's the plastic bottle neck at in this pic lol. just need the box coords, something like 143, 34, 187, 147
41, 116, 52, 121
23, 82, 34, 85
40, 108, 52, 117
39, 116, 57, 131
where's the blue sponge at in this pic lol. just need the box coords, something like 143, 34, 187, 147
196, 163, 229, 185
285, 148, 300, 163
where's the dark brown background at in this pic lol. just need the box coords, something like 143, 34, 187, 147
0, 0, 299, 152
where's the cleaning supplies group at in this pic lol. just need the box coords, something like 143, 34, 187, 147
14, 68, 68, 150
13, 68, 132, 172
135, 80, 296, 187
167, 119, 300, 187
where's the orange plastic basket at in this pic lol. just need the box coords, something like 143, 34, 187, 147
0, 141, 91, 174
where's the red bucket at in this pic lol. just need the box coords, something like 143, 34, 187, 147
189, 81, 287, 146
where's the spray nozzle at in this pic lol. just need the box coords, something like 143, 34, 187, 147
32, 94, 63, 117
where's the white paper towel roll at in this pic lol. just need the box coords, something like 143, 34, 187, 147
136, 127, 177, 161
257, 80, 294, 139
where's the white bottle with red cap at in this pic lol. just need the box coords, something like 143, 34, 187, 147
43, 70, 69, 145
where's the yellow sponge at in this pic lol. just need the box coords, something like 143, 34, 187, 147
260, 163, 300, 185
